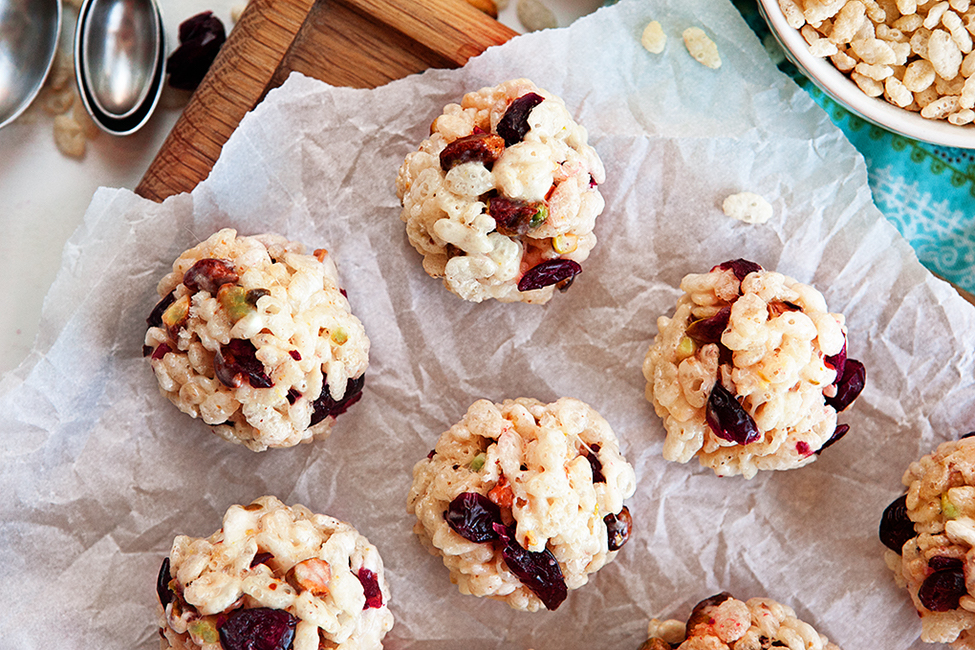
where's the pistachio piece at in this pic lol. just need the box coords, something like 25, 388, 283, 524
286, 558, 331, 597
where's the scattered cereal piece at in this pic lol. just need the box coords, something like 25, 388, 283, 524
721, 192, 773, 224
682, 27, 721, 69
641, 20, 667, 54
53, 114, 86, 158
517, 0, 557, 31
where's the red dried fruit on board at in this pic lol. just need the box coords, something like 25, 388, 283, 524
167, 11, 226, 91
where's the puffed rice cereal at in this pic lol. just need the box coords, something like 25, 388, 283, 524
144, 228, 369, 452
395, 79, 606, 303
781, 0, 975, 124
683, 27, 723, 69
407, 397, 636, 611
881, 434, 975, 648
639, 592, 841, 650
642, 260, 865, 478
721, 191, 774, 224
156, 496, 393, 650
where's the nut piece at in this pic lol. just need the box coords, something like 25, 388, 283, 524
439, 133, 506, 170
641, 20, 667, 54
683, 27, 722, 69
285, 558, 331, 597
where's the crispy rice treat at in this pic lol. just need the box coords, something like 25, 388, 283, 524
407, 397, 636, 611
642, 259, 865, 478
881, 434, 975, 649
144, 229, 369, 451
395, 78, 606, 303
156, 496, 393, 650
640, 592, 841, 650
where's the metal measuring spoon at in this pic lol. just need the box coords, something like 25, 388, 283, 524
75, 0, 165, 135
0, 0, 61, 129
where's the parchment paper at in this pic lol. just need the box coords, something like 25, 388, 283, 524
3, 0, 974, 648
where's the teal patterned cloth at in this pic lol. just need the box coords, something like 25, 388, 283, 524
734, 0, 975, 292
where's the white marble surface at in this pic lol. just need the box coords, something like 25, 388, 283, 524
0, 0, 601, 376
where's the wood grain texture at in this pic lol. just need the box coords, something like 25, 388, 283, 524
136, 0, 516, 202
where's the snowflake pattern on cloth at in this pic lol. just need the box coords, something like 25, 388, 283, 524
734, 0, 975, 294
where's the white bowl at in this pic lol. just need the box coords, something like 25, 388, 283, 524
756, 0, 975, 149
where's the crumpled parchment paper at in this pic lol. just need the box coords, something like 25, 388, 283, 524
3, 0, 974, 648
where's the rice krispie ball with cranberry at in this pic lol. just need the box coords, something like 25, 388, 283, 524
640, 592, 840, 650
144, 228, 369, 451
157, 496, 393, 650
407, 397, 636, 611
642, 259, 865, 479
395, 78, 606, 303
880, 433, 975, 648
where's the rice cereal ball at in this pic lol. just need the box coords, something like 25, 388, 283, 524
144, 228, 369, 451
156, 496, 393, 650
395, 78, 606, 303
639, 592, 841, 650
642, 259, 865, 479
880, 433, 975, 648
407, 397, 637, 611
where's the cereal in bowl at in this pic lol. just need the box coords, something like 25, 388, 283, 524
144, 228, 369, 451
639, 592, 840, 650
156, 496, 393, 650
781, 0, 975, 125
407, 397, 636, 611
395, 78, 606, 303
642, 259, 865, 478
880, 433, 975, 648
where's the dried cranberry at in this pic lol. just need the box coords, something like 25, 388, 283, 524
356, 567, 383, 609
929, 556, 965, 572
685, 307, 731, 344
605, 506, 632, 551
444, 492, 502, 543
214, 339, 273, 389
879, 494, 915, 553
963, 432, 975, 439
167, 12, 226, 91
147, 291, 176, 328
494, 523, 567, 610
705, 382, 760, 445
824, 359, 865, 412
918, 567, 967, 611
289, 350, 301, 361
309, 374, 365, 426
250, 552, 273, 568
151, 343, 172, 361
584, 444, 604, 483
518, 259, 582, 292
157, 557, 172, 607
182, 258, 238, 295
440, 133, 506, 170
824, 340, 847, 381
496, 92, 545, 146
489, 196, 547, 236
716, 259, 763, 282
815, 423, 849, 454
218, 607, 296, 650
427, 449, 437, 459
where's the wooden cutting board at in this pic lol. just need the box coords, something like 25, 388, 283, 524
135, 0, 517, 202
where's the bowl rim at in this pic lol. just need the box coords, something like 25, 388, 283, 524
756, 0, 975, 149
